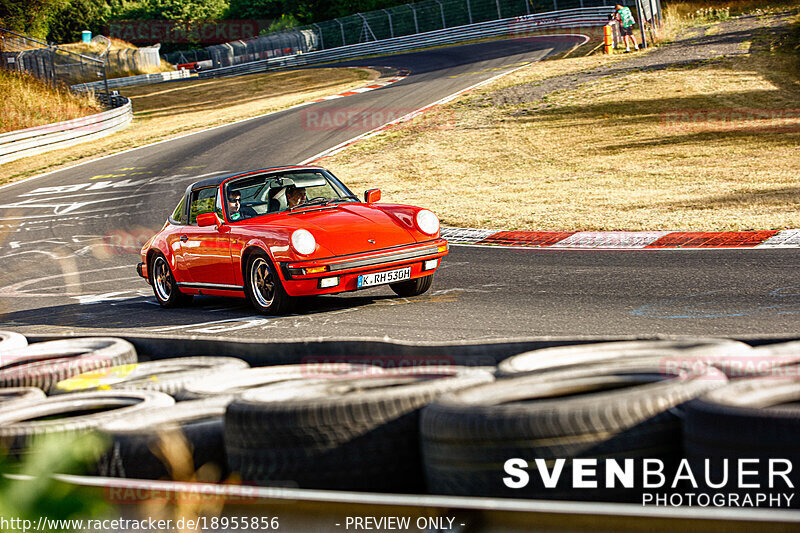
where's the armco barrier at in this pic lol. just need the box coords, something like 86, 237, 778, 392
0, 97, 132, 165
199, 7, 612, 79
71, 68, 193, 92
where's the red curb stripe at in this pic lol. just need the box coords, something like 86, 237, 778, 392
479, 231, 579, 247
645, 231, 779, 248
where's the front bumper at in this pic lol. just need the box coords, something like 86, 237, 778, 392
279, 238, 449, 296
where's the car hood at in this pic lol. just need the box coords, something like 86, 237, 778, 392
279, 203, 418, 256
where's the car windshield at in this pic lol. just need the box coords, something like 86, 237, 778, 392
223, 170, 357, 221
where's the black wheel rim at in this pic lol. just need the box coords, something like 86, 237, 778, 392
153, 257, 173, 302
250, 257, 275, 308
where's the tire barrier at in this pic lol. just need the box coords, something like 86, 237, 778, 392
178, 363, 384, 400
4, 329, 800, 508
53, 356, 249, 397
71, 69, 193, 92
0, 330, 28, 354
95, 396, 232, 481
0, 338, 138, 394
497, 338, 754, 378
683, 376, 800, 506
0, 390, 174, 454
421, 363, 727, 501
225, 367, 494, 492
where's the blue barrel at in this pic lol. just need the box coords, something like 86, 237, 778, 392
82, 30, 92, 43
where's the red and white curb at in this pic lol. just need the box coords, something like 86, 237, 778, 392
442, 227, 800, 249
309, 69, 410, 103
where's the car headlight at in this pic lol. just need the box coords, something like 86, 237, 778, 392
291, 229, 316, 255
415, 210, 440, 235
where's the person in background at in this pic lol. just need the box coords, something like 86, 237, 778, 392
615, 4, 640, 52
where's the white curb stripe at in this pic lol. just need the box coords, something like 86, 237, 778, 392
551, 231, 672, 249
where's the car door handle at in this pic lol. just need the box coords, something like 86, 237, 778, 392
180, 235, 188, 242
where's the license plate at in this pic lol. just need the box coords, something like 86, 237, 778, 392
357, 267, 411, 288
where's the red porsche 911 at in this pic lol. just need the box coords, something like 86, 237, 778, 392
137, 165, 449, 314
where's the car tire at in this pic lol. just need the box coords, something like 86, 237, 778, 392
683, 377, 800, 498
0, 390, 174, 455
225, 367, 494, 492
95, 397, 232, 481
178, 363, 382, 400
53, 356, 249, 397
150, 254, 192, 308
245, 253, 291, 315
497, 338, 753, 377
0, 387, 46, 408
390, 274, 433, 297
421, 363, 727, 501
0, 337, 138, 394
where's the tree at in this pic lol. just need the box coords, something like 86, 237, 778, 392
123, 0, 230, 21
47, 0, 112, 44
0, 0, 70, 40
226, 0, 281, 20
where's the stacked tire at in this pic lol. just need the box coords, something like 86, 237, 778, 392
0, 338, 138, 393
225, 367, 494, 492
421, 363, 726, 501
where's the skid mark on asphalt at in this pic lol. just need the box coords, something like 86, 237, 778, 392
150, 316, 271, 333
0, 265, 132, 297
631, 287, 800, 318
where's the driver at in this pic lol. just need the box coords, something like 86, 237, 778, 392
286, 185, 307, 208
227, 190, 256, 220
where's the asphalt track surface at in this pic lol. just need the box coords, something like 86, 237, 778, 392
1, 37, 798, 342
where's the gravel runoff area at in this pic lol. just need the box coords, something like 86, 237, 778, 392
483, 12, 796, 112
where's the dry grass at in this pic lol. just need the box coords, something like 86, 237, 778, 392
661, 0, 799, 40
0, 67, 375, 185
321, 19, 800, 230
0, 69, 102, 133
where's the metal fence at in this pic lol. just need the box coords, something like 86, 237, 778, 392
0, 27, 109, 88
165, 0, 661, 70
1, 28, 163, 88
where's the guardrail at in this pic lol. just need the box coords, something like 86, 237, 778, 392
199, 7, 612, 79
71, 68, 193, 92
0, 96, 132, 165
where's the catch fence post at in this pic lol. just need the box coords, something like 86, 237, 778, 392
382, 10, 394, 38
636, 0, 647, 48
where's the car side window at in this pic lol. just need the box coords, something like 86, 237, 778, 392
189, 187, 217, 225
170, 195, 186, 224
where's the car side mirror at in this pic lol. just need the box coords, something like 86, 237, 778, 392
197, 212, 221, 227
364, 189, 381, 203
